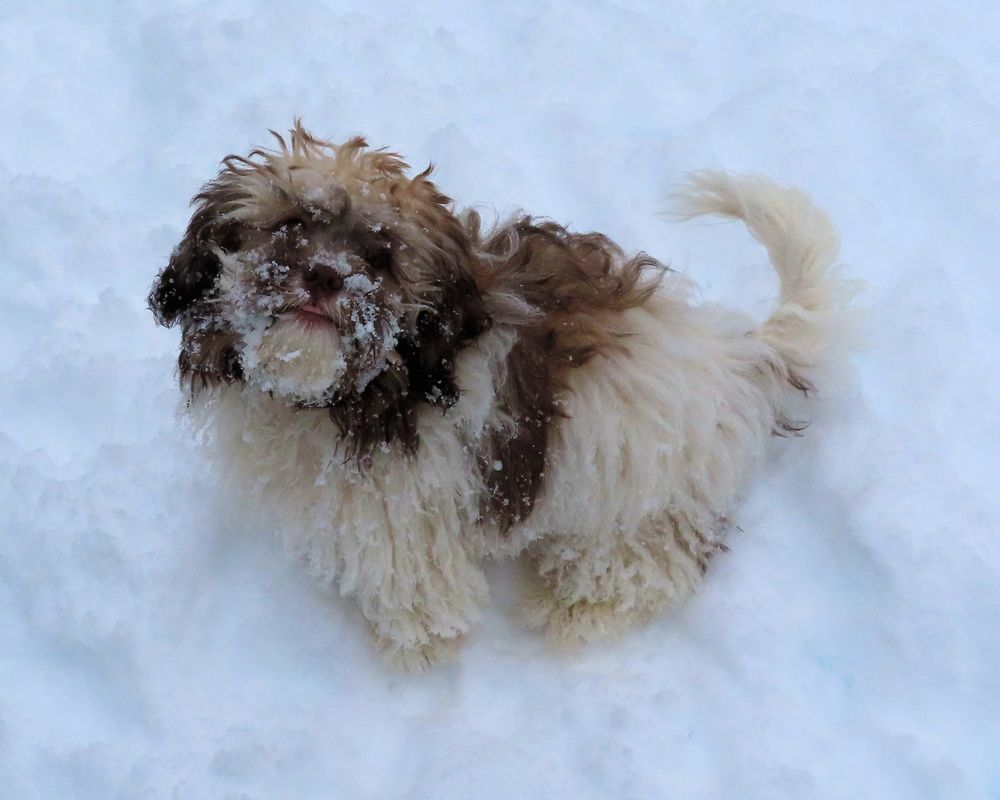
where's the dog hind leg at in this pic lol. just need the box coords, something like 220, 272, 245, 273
522, 513, 722, 645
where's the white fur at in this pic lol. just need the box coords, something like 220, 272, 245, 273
247, 317, 348, 403
190, 172, 856, 669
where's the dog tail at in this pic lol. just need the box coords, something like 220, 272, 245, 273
671, 170, 859, 394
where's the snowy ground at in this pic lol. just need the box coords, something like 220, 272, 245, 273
2, 1, 999, 798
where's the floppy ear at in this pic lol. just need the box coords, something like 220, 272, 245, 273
396, 274, 491, 407
149, 234, 224, 327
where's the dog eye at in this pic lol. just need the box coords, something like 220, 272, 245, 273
217, 225, 242, 253
272, 217, 305, 234
364, 243, 393, 272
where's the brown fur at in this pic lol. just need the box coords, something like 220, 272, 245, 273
464, 213, 666, 527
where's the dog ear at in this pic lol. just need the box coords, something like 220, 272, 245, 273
397, 275, 491, 407
149, 215, 243, 327
177, 325, 244, 394
149, 237, 222, 327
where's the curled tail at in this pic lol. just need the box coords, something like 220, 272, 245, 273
672, 170, 859, 393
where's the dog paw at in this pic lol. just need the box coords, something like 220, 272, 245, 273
522, 589, 646, 647
378, 633, 463, 672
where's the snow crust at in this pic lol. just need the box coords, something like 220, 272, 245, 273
2, 2, 998, 797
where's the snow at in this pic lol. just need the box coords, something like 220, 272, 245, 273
2, 1, 999, 798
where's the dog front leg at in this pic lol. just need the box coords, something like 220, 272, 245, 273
343, 508, 489, 671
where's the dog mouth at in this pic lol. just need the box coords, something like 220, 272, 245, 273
296, 303, 335, 327
237, 283, 404, 402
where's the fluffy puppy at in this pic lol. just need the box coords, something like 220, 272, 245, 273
150, 122, 856, 670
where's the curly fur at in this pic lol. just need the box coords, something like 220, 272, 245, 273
150, 122, 857, 670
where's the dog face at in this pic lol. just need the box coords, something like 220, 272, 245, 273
150, 124, 489, 457
184, 209, 406, 407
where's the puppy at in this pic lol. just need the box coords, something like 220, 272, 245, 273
150, 122, 855, 670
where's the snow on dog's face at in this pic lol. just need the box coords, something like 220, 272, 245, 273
150, 122, 490, 461
205, 219, 403, 407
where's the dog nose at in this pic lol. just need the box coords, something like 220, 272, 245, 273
304, 264, 345, 297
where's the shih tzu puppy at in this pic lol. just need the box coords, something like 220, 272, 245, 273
150, 122, 855, 670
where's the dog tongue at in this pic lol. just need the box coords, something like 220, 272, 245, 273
301, 304, 327, 316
